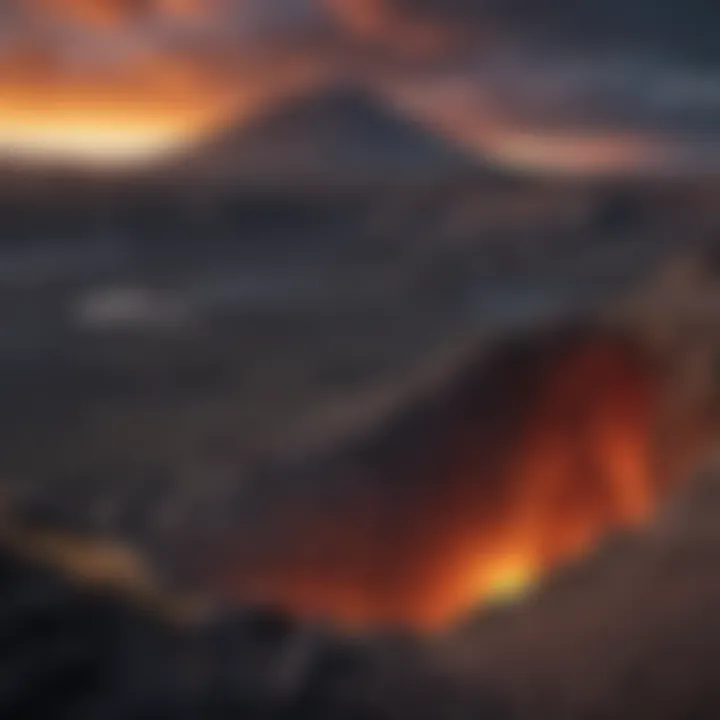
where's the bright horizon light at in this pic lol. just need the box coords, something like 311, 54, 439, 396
0, 122, 199, 166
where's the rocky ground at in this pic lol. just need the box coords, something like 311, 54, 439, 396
5, 464, 720, 719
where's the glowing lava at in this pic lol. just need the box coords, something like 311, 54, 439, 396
460, 334, 657, 613
481, 557, 536, 604
209, 331, 662, 630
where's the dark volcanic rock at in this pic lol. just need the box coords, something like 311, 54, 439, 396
0, 532, 512, 719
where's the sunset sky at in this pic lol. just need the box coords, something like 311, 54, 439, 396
0, 0, 719, 172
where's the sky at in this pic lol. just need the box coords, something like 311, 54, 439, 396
0, 0, 719, 172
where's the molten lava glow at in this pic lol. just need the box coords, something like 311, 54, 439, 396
213, 335, 660, 631
482, 557, 536, 604
457, 337, 657, 617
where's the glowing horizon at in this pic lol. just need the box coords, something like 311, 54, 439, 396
0, 119, 199, 165
0, 88, 237, 166
0, 85, 704, 174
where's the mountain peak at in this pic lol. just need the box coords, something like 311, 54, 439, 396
174, 84, 486, 185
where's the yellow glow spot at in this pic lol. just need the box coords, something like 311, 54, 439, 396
481, 557, 535, 605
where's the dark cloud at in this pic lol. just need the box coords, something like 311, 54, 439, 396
330, 0, 720, 66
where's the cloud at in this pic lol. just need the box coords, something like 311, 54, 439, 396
1, 0, 720, 172
7, 0, 720, 72
325, 0, 720, 66
319, 0, 720, 156
321, 0, 464, 57
27, 0, 155, 28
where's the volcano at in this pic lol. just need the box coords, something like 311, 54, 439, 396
170, 85, 484, 185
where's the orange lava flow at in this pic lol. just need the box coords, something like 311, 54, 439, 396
464, 337, 657, 609
211, 333, 660, 630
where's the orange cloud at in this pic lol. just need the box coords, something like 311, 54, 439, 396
25, 0, 217, 29
29, 0, 154, 27
323, 0, 460, 56
156, 0, 204, 18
